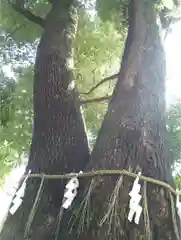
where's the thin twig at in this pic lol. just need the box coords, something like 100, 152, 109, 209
12, 4, 45, 27
80, 73, 118, 95
80, 95, 111, 105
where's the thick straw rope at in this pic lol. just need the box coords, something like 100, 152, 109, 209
22, 170, 180, 239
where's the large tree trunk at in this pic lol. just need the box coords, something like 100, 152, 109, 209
71, 0, 179, 239
0, 1, 89, 240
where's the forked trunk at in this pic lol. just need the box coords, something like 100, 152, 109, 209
0, 1, 89, 240
70, 0, 179, 239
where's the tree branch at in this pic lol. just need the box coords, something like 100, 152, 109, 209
80, 73, 118, 95
80, 95, 111, 105
5, 24, 25, 41
12, 4, 45, 28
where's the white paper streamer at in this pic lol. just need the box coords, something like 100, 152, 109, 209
128, 172, 142, 224
62, 177, 79, 209
10, 171, 31, 215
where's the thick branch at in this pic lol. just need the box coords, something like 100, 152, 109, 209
80, 73, 118, 95
6, 24, 25, 41
12, 4, 45, 27
80, 95, 111, 105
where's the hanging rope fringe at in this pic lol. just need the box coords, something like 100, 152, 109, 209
24, 174, 45, 239
69, 178, 97, 235
99, 176, 123, 230
169, 191, 181, 240
21, 169, 180, 238
54, 207, 64, 240
143, 181, 151, 240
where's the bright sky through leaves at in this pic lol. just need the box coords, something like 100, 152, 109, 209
165, 20, 181, 105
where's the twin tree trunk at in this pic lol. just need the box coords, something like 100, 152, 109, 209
1, 0, 179, 240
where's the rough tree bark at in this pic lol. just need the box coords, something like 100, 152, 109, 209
0, 1, 89, 239
70, 0, 179, 239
